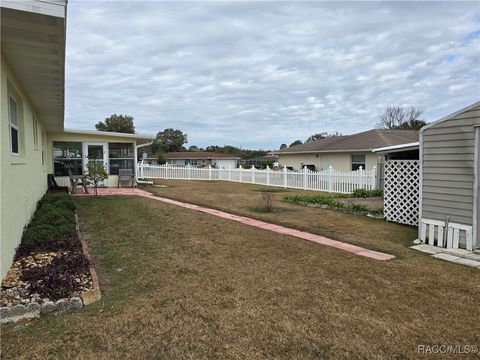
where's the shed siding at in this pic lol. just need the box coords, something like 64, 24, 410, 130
421, 105, 480, 226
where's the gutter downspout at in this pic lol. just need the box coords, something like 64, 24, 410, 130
135, 141, 154, 181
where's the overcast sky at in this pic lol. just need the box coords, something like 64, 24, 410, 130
65, 1, 480, 149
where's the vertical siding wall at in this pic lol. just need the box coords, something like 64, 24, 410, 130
1, 56, 48, 279
421, 105, 480, 226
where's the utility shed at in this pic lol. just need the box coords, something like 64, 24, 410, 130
419, 101, 480, 251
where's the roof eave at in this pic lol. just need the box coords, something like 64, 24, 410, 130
372, 142, 420, 153
62, 128, 155, 140
420, 100, 480, 134
273, 149, 374, 155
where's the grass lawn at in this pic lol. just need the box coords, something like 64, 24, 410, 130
147, 180, 414, 257
2, 183, 479, 359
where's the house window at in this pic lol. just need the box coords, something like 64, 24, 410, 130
53, 141, 83, 176
33, 116, 39, 150
41, 131, 46, 166
8, 94, 19, 155
108, 143, 134, 175
352, 154, 366, 171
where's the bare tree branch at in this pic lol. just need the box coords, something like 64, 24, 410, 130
376, 106, 425, 129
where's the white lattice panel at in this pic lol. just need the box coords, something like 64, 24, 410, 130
384, 160, 419, 226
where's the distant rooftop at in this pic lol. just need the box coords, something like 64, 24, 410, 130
274, 129, 419, 154
165, 152, 241, 160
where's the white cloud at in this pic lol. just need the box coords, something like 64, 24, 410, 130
65, 0, 479, 149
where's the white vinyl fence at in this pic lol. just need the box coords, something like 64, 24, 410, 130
137, 162, 377, 194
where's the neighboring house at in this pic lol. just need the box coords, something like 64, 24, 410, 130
419, 101, 480, 251
247, 154, 279, 167
164, 152, 240, 168
273, 129, 419, 171
0, 1, 153, 279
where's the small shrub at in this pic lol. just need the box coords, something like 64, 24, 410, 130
350, 189, 383, 198
261, 191, 274, 212
17, 225, 76, 257
33, 207, 75, 226
38, 192, 75, 210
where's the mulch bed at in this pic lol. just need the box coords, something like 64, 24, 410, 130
1, 191, 93, 308
1, 250, 92, 307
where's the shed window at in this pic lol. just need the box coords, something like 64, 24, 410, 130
109, 143, 134, 175
53, 141, 83, 176
352, 154, 365, 171
8, 95, 19, 155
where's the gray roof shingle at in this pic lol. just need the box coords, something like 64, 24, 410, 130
275, 129, 419, 153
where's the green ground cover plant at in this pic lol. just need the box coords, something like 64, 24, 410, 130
16, 192, 77, 257
283, 193, 383, 215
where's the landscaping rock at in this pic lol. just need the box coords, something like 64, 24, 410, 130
41, 301, 56, 314
55, 299, 68, 313
10, 304, 27, 317
0, 307, 11, 319
27, 302, 41, 313
69, 297, 83, 309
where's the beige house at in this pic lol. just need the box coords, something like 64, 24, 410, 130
164, 152, 240, 169
0, 1, 153, 279
273, 129, 419, 172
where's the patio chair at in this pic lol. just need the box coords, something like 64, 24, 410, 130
68, 169, 89, 194
118, 168, 135, 188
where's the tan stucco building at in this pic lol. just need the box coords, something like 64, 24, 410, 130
273, 129, 419, 172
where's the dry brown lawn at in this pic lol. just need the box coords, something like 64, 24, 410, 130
2, 183, 479, 359
147, 180, 414, 257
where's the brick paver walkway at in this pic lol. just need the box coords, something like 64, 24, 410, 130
74, 187, 395, 261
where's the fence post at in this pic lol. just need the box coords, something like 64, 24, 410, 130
283, 166, 287, 188
140, 160, 144, 179
228, 166, 231, 181
303, 166, 307, 190
359, 166, 363, 189
372, 166, 377, 190
251, 165, 255, 184
328, 166, 333, 193
239, 165, 243, 182
266, 166, 270, 186
187, 164, 191, 181
208, 165, 212, 181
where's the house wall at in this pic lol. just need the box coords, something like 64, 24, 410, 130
214, 159, 237, 169
1, 55, 49, 279
47, 132, 138, 188
277, 152, 379, 171
420, 104, 480, 236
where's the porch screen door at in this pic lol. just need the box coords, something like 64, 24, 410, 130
83, 142, 108, 187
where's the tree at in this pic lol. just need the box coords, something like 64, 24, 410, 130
84, 155, 108, 196
153, 128, 188, 153
395, 119, 428, 130
306, 131, 342, 142
289, 140, 303, 147
157, 151, 166, 165
376, 106, 424, 129
188, 145, 199, 152
279, 143, 288, 149
95, 114, 135, 133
